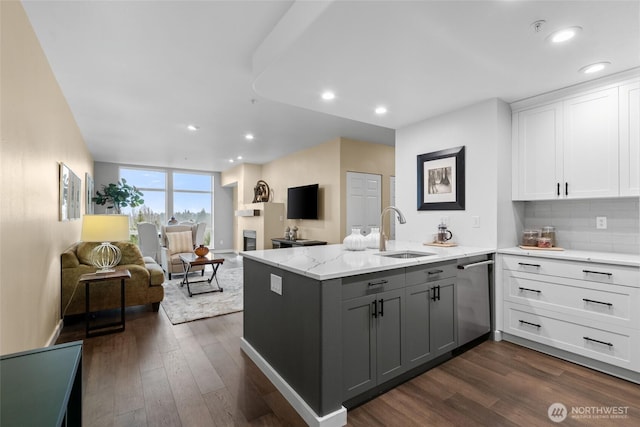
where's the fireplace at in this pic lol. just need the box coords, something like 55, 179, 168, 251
243, 229, 257, 251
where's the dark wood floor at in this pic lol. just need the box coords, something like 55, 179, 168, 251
57, 308, 640, 426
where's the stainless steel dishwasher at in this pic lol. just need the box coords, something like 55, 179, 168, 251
456, 255, 493, 347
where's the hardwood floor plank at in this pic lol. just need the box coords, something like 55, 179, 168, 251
177, 334, 226, 394
114, 408, 147, 427
140, 366, 183, 427
161, 348, 216, 427
202, 387, 249, 427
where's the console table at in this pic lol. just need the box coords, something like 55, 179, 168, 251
271, 238, 327, 249
1, 341, 83, 426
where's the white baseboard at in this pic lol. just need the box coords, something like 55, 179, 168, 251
240, 338, 347, 427
47, 319, 64, 346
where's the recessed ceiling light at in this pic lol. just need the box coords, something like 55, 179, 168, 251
187, 124, 199, 131
579, 61, 611, 74
548, 26, 582, 43
229, 159, 234, 163
245, 133, 254, 140
375, 106, 387, 115
237, 156, 243, 160
321, 91, 335, 101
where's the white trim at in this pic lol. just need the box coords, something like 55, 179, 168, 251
46, 319, 64, 346
240, 338, 347, 427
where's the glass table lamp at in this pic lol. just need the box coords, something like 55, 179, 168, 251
81, 214, 130, 273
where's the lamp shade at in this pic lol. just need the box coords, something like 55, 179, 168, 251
81, 215, 130, 242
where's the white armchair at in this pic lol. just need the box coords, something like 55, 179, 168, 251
160, 224, 204, 279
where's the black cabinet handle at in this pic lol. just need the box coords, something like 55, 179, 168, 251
583, 336, 613, 347
427, 270, 443, 275
582, 270, 612, 277
372, 300, 377, 318
519, 320, 541, 329
437, 285, 441, 301
430, 285, 441, 301
519, 287, 542, 294
368, 279, 388, 287
431, 287, 437, 301
379, 298, 384, 317
557, 182, 560, 196
518, 262, 541, 268
583, 298, 613, 307
565, 182, 568, 196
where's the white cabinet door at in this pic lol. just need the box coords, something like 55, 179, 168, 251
563, 88, 619, 198
513, 102, 563, 200
620, 82, 640, 196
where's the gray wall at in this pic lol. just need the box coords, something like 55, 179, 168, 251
93, 161, 234, 251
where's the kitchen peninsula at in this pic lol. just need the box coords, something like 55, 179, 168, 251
241, 241, 493, 427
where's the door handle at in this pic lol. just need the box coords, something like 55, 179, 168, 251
372, 300, 377, 318
379, 298, 384, 317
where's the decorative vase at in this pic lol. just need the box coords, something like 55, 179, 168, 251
343, 228, 366, 251
194, 245, 209, 257
365, 227, 381, 249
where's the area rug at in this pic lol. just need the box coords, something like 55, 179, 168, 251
160, 266, 243, 324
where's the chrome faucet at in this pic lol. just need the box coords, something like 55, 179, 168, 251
379, 206, 406, 251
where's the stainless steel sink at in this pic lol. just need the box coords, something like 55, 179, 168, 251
375, 250, 437, 259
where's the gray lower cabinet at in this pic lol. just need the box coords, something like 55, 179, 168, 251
342, 288, 405, 400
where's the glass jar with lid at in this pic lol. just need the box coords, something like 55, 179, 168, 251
540, 226, 556, 247
522, 229, 540, 246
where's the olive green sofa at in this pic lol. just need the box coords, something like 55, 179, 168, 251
61, 241, 165, 316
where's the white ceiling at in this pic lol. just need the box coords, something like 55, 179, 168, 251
22, 1, 640, 173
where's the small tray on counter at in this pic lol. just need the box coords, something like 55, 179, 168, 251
424, 242, 458, 247
519, 245, 564, 251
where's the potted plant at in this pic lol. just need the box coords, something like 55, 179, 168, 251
92, 179, 144, 214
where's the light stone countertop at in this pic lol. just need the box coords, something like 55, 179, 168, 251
498, 247, 640, 268
240, 241, 495, 280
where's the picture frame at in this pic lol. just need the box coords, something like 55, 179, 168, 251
85, 173, 94, 214
417, 146, 465, 211
59, 163, 70, 221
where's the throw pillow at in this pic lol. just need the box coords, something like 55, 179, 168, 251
167, 231, 193, 254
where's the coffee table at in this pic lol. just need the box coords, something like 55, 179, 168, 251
179, 253, 224, 297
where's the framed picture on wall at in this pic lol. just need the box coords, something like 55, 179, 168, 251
85, 173, 94, 214
59, 163, 70, 221
417, 146, 465, 210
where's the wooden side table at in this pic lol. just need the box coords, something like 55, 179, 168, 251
78, 269, 131, 337
179, 253, 224, 297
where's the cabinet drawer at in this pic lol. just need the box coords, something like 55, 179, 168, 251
405, 262, 456, 286
342, 270, 405, 300
504, 272, 639, 329
502, 255, 639, 287
504, 302, 639, 371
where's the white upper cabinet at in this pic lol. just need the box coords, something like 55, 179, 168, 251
512, 76, 638, 201
513, 102, 563, 200
562, 88, 619, 199
620, 81, 640, 197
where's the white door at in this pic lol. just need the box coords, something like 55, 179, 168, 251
563, 88, 619, 199
620, 82, 640, 196
514, 102, 563, 200
347, 172, 381, 237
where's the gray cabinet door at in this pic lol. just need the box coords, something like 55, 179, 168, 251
342, 294, 377, 400
405, 282, 431, 369
430, 280, 457, 356
376, 288, 405, 383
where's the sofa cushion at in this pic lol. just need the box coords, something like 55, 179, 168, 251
76, 242, 100, 265
167, 231, 193, 254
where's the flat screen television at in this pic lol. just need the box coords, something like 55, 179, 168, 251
287, 184, 319, 220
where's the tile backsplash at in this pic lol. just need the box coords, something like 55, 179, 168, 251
524, 198, 640, 254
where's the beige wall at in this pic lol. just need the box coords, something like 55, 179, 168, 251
0, 1, 93, 355
222, 138, 395, 250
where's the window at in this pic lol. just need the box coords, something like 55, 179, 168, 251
119, 168, 214, 246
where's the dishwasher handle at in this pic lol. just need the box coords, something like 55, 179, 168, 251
457, 259, 494, 270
